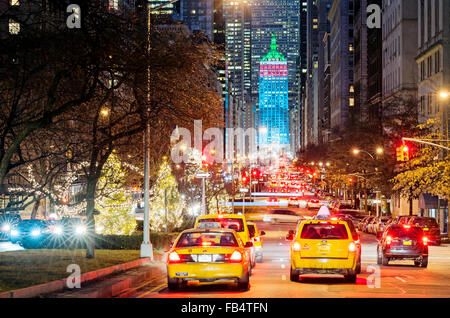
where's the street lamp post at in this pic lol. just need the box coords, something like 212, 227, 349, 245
141, 0, 180, 259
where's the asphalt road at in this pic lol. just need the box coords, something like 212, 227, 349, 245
133, 210, 450, 298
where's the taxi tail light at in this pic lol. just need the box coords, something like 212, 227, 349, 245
386, 236, 392, 245
253, 236, 261, 243
348, 242, 356, 252
168, 251, 181, 264
422, 236, 428, 246
293, 242, 301, 252
229, 251, 242, 263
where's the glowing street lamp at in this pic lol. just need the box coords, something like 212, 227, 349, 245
439, 90, 449, 99
376, 147, 384, 155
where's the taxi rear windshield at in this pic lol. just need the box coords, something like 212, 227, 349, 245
300, 223, 349, 240
176, 232, 238, 248
198, 218, 244, 232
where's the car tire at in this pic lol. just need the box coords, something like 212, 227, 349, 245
356, 259, 361, 274
290, 266, 300, 282
421, 256, 428, 268
345, 273, 357, 283
167, 276, 180, 291
414, 259, 421, 267
377, 248, 382, 265
382, 253, 389, 266
237, 267, 250, 290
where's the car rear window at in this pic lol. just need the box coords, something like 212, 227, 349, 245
413, 218, 438, 227
198, 218, 245, 232
388, 227, 423, 238
176, 232, 239, 248
300, 223, 349, 240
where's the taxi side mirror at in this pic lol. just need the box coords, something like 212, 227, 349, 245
260, 231, 266, 236
245, 242, 253, 248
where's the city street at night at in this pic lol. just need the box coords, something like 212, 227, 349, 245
133, 218, 450, 298
0, 0, 449, 309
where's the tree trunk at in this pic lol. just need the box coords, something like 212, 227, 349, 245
85, 179, 97, 259
30, 200, 40, 219
409, 197, 413, 216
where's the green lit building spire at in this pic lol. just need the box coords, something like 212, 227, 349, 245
261, 34, 286, 61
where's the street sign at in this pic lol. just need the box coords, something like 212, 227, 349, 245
195, 172, 211, 178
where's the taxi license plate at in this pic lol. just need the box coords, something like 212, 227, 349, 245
403, 241, 412, 246
175, 272, 188, 276
319, 245, 330, 252
198, 254, 212, 262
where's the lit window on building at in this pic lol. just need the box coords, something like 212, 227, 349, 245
349, 85, 354, 93
349, 98, 355, 107
9, 19, 20, 34
10, 0, 19, 5
109, 0, 118, 10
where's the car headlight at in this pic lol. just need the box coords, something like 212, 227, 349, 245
11, 229, 19, 237
75, 225, 87, 235
53, 226, 64, 235
31, 229, 41, 237
1, 224, 11, 232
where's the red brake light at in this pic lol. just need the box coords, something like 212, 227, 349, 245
349, 242, 356, 252
253, 236, 261, 242
386, 236, 392, 245
293, 242, 301, 252
422, 236, 428, 246
168, 251, 180, 263
230, 251, 242, 262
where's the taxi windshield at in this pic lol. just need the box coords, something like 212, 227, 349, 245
301, 223, 349, 240
198, 218, 244, 232
176, 232, 239, 248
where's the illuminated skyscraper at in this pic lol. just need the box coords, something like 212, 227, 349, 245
257, 35, 290, 155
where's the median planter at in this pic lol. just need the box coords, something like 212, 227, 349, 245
0, 257, 152, 298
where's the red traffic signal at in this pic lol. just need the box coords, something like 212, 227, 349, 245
241, 172, 249, 185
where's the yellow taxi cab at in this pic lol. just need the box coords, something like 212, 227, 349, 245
195, 213, 256, 268
246, 222, 265, 263
166, 228, 252, 290
286, 219, 359, 283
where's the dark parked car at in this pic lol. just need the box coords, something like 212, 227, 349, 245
359, 216, 375, 232
10, 219, 53, 248
408, 217, 441, 246
377, 224, 428, 267
374, 216, 392, 238
0, 213, 22, 241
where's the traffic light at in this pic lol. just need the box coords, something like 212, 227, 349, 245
348, 177, 354, 184
396, 146, 404, 162
241, 172, 249, 185
402, 145, 410, 161
396, 144, 410, 162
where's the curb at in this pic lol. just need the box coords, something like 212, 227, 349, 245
0, 257, 151, 298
